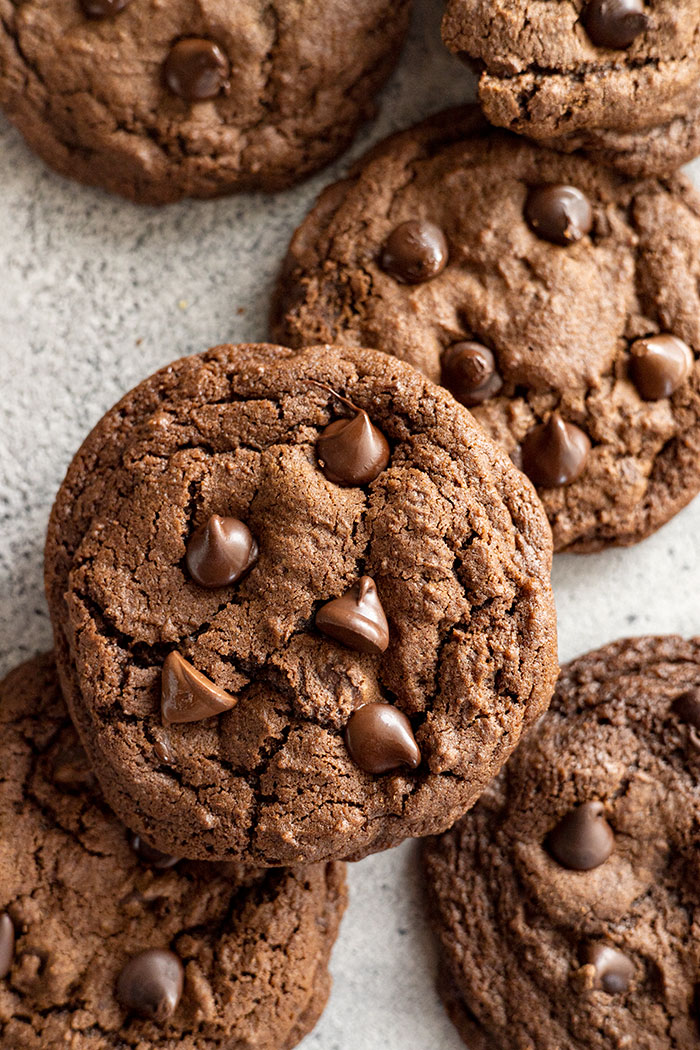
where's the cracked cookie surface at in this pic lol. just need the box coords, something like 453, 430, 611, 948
0, 0, 410, 204
45, 342, 557, 865
424, 634, 700, 1050
0, 653, 347, 1050
271, 108, 700, 552
441, 0, 700, 175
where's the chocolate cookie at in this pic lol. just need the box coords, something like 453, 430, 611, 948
45, 342, 557, 866
441, 0, 700, 177
0, 0, 410, 204
424, 635, 700, 1050
271, 107, 700, 552
0, 653, 347, 1049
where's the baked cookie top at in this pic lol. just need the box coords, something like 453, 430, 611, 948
0, 653, 347, 1050
424, 634, 700, 1050
45, 342, 557, 866
272, 107, 700, 552
0, 0, 409, 203
441, 0, 700, 164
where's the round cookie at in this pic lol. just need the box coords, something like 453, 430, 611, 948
0, 653, 347, 1050
45, 342, 557, 866
0, 0, 410, 204
441, 0, 700, 177
424, 635, 700, 1050
271, 107, 700, 552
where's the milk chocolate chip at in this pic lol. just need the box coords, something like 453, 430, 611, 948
521, 413, 590, 488
164, 39, 229, 101
582, 943, 635, 993
161, 652, 238, 725
672, 688, 700, 730
0, 913, 14, 979
547, 801, 615, 871
525, 185, 593, 246
629, 334, 693, 400
584, 0, 647, 49
345, 703, 421, 774
316, 576, 389, 654
80, 0, 130, 15
441, 342, 503, 407
116, 948, 184, 1022
129, 833, 180, 871
186, 515, 258, 588
316, 396, 389, 486
380, 220, 448, 283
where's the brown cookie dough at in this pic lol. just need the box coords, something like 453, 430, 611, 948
424, 635, 700, 1050
271, 107, 700, 552
0, 0, 410, 204
441, 0, 700, 176
0, 653, 347, 1050
45, 342, 557, 866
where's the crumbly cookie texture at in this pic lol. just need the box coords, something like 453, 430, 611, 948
0, 0, 410, 204
424, 635, 700, 1050
0, 653, 347, 1050
45, 342, 557, 866
271, 107, 700, 552
441, 0, 700, 176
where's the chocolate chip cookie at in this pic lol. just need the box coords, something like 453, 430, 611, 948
424, 634, 700, 1050
45, 342, 557, 866
271, 107, 700, 552
0, 653, 347, 1049
0, 0, 410, 204
441, 0, 700, 177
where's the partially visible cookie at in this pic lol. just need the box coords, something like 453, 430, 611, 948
271, 107, 700, 552
45, 342, 557, 866
0, 653, 347, 1050
0, 0, 410, 204
441, 0, 700, 177
424, 635, 700, 1050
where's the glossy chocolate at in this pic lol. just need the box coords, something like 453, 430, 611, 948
629, 334, 693, 400
521, 413, 590, 488
116, 948, 184, 1022
161, 652, 238, 725
0, 913, 14, 979
525, 185, 593, 246
80, 0, 131, 17
547, 801, 615, 871
584, 0, 647, 49
164, 38, 229, 101
345, 703, 421, 774
129, 833, 180, 871
672, 687, 700, 730
186, 514, 258, 588
317, 404, 389, 486
582, 943, 635, 993
441, 342, 503, 407
380, 219, 448, 284
316, 576, 389, 654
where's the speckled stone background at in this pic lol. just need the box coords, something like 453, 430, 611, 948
2, 1, 700, 1047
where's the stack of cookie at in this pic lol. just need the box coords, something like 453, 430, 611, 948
2, 0, 700, 1048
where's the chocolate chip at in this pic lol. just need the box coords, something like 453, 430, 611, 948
186, 515, 258, 588
629, 333, 693, 400
316, 576, 389, 655
582, 943, 635, 993
154, 735, 176, 764
547, 801, 615, 871
672, 688, 700, 730
521, 413, 590, 488
525, 185, 593, 246
164, 39, 229, 101
317, 401, 390, 487
584, 0, 647, 49
161, 652, 238, 725
0, 913, 15, 979
380, 220, 448, 284
129, 833, 180, 871
52, 740, 96, 791
116, 948, 183, 1022
80, 0, 130, 16
441, 342, 503, 407
345, 703, 421, 774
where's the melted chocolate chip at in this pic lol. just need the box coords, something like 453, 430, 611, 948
672, 688, 700, 730
116, 948, 183, 1022
52, 741, 96, 791
154, 735, 176, 764
80, 0, 130, 16
129, 833, 180, 871
345, 703, 421, 774
161, 652, 238, 725
547, 801, 615, 871
582, 943, 635, 993
525, 185, 593, 246
584, 0, 647, 49
629, 334, 693, 400
521, 413, 590, 488
164, 39, 229, 101
316, 576, 389, 655
186, 515, 258, 588
380, 220, 448, 284
441, 342, 503, 407
0, 913, 15, 979
317, 406, 390, 486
